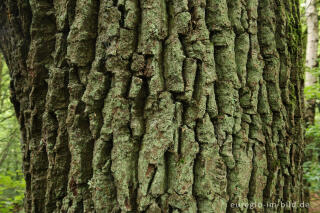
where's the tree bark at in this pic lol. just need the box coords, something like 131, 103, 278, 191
0, 0, 307, 212
305, 0, 319, 125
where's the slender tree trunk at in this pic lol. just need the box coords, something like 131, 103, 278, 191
0, 0, 307, 212
304, 0, 319, 206
305, 0, 319, 125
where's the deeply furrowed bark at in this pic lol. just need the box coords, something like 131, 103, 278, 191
0, 0, 307, 212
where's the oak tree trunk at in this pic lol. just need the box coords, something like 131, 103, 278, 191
0, 0, 307, 212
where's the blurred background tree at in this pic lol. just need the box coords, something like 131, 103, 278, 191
0, 55, 25, 212
305, 0, 319, 125
301, 0, 320, 212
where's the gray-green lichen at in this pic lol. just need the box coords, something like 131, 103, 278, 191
0, 0, 307, 212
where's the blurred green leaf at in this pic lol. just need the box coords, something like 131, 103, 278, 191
0, 56, 24, 212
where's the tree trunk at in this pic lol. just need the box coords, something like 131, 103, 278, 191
0, 0, 307, 212
305, 0, 318, 125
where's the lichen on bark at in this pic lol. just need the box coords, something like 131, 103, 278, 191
0, 0, 307, 212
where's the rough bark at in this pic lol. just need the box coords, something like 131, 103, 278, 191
0, 0, 307, 212
305, 0, 318, 125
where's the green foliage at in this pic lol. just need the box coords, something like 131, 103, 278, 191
300, 0, 320, 198
0, 57, 25, 212
304, 66, 320, 100
0, 171, 25, 213
303, 114, 320, 193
